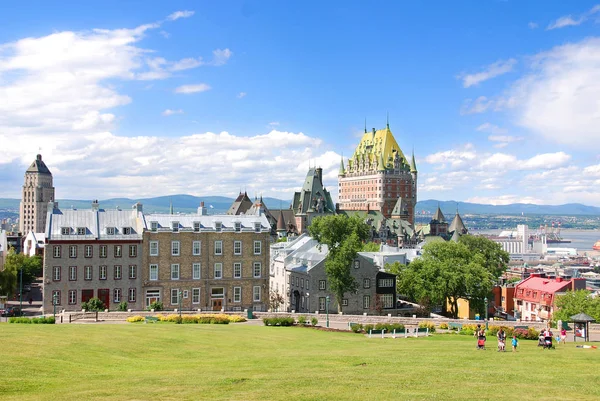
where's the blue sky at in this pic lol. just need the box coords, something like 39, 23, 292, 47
1, 1, 600, 206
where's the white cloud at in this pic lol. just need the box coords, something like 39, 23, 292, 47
521, 151, 571, 169
488, 135, 524, 148
461, 96, 494, 114
459, 59, 517, 88
547, 15, 584, 30
476, 122, 508, 135
174, 83, 211, 94
528, 22, 539, 29
162, 109, 183, 116
268, 122, 280, 127
167, 11, 195, 21
210, 48, 233, 66
170, 57, 203, 71
237, 92, 247, 99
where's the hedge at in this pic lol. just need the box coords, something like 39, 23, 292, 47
9, 317, 55, 324
262, 317, 295, 326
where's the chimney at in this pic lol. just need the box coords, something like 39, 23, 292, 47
132, 202, 143, 213
198, 201, 208, 216
556, 277, 563, 283
92, 200, 99, 211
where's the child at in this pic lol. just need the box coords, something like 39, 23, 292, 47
497, 328, 506, 352
512, 335, 518, 352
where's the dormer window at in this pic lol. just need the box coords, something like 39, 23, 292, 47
61, 227, 70, 235
106, 227, 115, 236
254, 222, 261, 232
150, 221, 158, 232
193, 222, 200, 232
122, 227, 131, 235
215, 222, 222, 232
77, 227, 86, 235
172, 222, 179, 232
234, 222, 241, 232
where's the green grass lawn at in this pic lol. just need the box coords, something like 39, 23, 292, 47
1, 323, 599, 400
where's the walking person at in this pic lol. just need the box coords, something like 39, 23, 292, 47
560, 327, 567, 344
512, 335, 518, 352
497, 328, 506, 352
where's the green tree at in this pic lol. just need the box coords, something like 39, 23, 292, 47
0, 248, 42, 297
82, 297, 105, 321
458, 235, 509, 279
553, 290, 600, 322
387, 241, 495, 318
308, 215, 370, 312
269, 289, 285, 312
361, 242, 380, 252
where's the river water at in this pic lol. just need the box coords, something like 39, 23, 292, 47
478, 229, 600, 251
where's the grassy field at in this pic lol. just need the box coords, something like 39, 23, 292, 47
1, 323, 599, 401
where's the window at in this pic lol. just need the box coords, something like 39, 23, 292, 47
69, 266, 77, 281
192, 288, 200, 304
354, 260, 360, 269
193, 222, 200, 232
114, 288, 121, 303
253, 262, 261, 278
52, 290, 61, 306
234, 263, 242, 278
84, 266, 92, 280
53, 266, 61, 281
253, 286, 261, 302
215, 222, 222, 232
149, 241, 159, 256
53, 246, 61, 258
233, 287, 241, 303
214, 241, 223, 255
171, 264, 180, 280
85, 245, 92, 258
129, 265, 136, 279
342, 299, 348, 306
69, 245, 77, 258
193, 263, 201, 279
234, 241, 242, 255
214, 263, 223, 279
381, 294, 394, 308
114, 245, 122, 258
319, 280, 326, 290
211, 288, 224, 299
295, 277, 299, 287
150, 221, 158, 232
129, 288, 136, 302
234, 222, 241, 232
319, 297, 326, 311
301, 278, 304, 289
100, 245, 107, 258
122, 227, 131, 235
171, 241, 180, 256
306, 280, 309, 290
379, 278, 394, 288
172, 222, 179, 232
149, 264, 158, 281
254, 241, 262, 255
363, 278, 371, 289
254, 222, 261, 232
99, 265, 107, 280
106, 227, 115, 235
363, 295, 370, 309
114, 265, 122, 280
171, 289, 180, 305
61, 227, 70, 235
77, 227, 86, 235
193, 241, 201, 255
68, 290, 76, 305
129, 245, 137, 257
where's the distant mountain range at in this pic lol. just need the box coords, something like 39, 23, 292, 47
1, 196, 600, 216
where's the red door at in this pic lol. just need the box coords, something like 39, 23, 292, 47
82, 289, 94, 303
98, 289, 110, 309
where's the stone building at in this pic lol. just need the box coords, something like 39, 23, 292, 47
20, 154, 55, 235
291, 167, 335, 233
42, 201, 145, 313
338, 122, 417, 225
142, 212, 271, 312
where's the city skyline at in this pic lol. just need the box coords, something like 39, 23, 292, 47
1, 1, 600, 206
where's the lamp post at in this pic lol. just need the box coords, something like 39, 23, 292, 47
484, 297, 489, 330
325, 295, 330, 328
52, 293, 58, 320
179, 290, 183, 319
19, 268, 23, 315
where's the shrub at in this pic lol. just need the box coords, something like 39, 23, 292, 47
9, 316, 55, 324
439, 322, 449, 330
182, 315, 198, 324
126, 316, 145, 323
364, 324, 374, 333
118, 301, 128, 312
311, 317, 318, 326
351, 323, 363, 333
419, 321, 436, 333
147, 301, 163, 311
263, 317, 294, 326
209, 316, 230, 324
297, 315, 307, 325
262, 317, 271, 326
227, 315, 246, 323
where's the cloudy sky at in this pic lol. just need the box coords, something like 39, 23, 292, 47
1, 1, 600, 206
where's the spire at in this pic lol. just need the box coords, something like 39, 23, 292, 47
432, 203, 446, 223
386, 112, 389, 129
338, 155, 345, 176
364, 118, 367, 134
410, 149, 417, 173
449, 207, 467, 235
169, 198, 174, 215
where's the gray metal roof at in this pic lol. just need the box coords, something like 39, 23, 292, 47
26, 154, 52, 175
144, 213, 270, 233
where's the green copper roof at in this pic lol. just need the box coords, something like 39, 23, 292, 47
338, 156, 345, 176
410, 151, 417, 173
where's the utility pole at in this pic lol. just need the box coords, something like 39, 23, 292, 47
19, 268, 23, 315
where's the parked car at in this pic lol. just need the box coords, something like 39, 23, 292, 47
1, 307, 23, 317
23, 284, 32, 292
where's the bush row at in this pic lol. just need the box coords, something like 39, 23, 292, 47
418, 321, 436, 333
126, 314, 245, 324
262, 317, 296, 326
355, 323, 406, 334
456, 324, 540, 340
9, 317, 55, 324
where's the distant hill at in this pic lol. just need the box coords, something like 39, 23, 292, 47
2, 196, 600, 216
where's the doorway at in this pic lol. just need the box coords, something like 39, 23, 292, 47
212, 299, 222, 311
